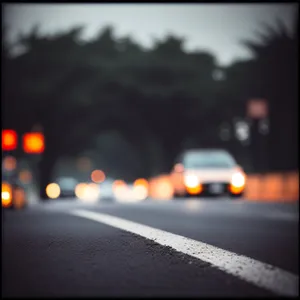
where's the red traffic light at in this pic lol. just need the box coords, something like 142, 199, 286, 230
23, 132, 45, 154
2, 130, 18, 151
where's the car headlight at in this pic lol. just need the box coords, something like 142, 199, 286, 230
184, 174, 200, 188
231, 172, 245, 188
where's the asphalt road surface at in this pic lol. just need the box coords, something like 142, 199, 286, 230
2, 197, 299, 297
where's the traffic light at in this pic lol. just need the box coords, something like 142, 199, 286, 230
2, 129, 18, 151
23, 132, 45, 154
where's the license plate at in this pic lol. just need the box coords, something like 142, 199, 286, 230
209, 183, 223, 194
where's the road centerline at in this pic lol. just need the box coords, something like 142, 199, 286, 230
69, 209, 298, 297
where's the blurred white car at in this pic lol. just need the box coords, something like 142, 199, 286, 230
99, 178, 115, 200
171, 149, 246, 198
56, 177, 78, 198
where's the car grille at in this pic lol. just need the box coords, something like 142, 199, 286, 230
201, 182, 230, 194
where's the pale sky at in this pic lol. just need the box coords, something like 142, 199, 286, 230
3, 3, 297, 66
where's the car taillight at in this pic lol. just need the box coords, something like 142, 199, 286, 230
2, 182, 13, 207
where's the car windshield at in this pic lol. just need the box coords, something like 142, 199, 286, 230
183, 151, 236, 169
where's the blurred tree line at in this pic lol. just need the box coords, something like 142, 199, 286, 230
2, 15, 298, 198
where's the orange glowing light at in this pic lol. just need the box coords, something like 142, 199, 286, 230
186, 184, 203, 195
149, 176, 173, 200
2, 130, 18, 151
91, 170, 105, 183
13, 187, 25, 209
19, 170, 33, 184
134, 178, 149, 188
247, 99, 268, 119
3, 156, 17, 171
113, 180, 126, 188
229, 184, 245, 194
2, 182, 12, 207
23, 132, 45, 154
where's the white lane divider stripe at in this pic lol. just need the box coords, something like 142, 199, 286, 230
70, 209, 298, 297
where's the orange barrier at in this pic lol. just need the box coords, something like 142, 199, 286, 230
148, 172, 299, 202
245, 172, 299, 202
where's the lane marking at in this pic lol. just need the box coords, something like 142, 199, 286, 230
70, 209, 298, 297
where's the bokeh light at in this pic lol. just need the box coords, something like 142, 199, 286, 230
2, 130, 17, 151
113, 180, 127, 200
75, 183, 87, 199
133, 178, 149, 201
113, 180, 138, 202
85, 183, 100, 202
13, 187, 26, 209
46, 183, 61, 199
2, 182, 12, 207
3, 156, 17, 171
133, 185, 148, 201
23, 133, 45, 154
149, 175, 173, 200
18, 169, 33, 184
75, 183, 100, 203
91, 169, 105, 183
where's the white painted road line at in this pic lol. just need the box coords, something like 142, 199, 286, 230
70, 209, 298, 297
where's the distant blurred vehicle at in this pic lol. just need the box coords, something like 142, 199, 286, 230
56, 177, 78, 198
171, 149, 246, 199
99, 178, 114, 200
2, 176, 28, 210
